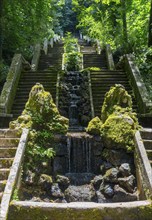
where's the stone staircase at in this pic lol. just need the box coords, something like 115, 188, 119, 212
38, 42, 64, 70
11, 70, 58, 120
90, 70, 137, 117
0, 129, 19, 203
140, 128, 152, 167
81, 45, 108, 69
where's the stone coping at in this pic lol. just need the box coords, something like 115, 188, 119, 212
105, 44, 115, 70
0, 54, 23, 114
31, 44, 41, 71
8, 200, 152, 220
124, 54, 152, 114
134, 131, 152, 198
0, 128, 29, 220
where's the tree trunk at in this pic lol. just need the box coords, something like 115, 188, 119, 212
0, 0, 3, 62
148, 0, 152, 47
121, 0, 128, 51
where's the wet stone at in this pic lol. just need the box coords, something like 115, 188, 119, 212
51, 183, 64, 198
104, 168, 119, 183
56, 175, 70, 190
118, 175, 136, 193
64, 184, 97, 202
112, 185, 138, 202
100, 184, 114, 198
91, 175, 103, 189
119, 163, 131, 177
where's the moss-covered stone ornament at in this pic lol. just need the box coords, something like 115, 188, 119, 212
86, 116, 103, 135
101, 84, 132, 122
10, 83, 69, 133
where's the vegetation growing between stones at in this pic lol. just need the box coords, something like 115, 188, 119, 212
10, 83, 69, 177
87, 84, 139, 152
63, 32, 82, 71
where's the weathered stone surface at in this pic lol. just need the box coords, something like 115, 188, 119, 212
118, 175, 136, 193
51, 183, 64, 198
53, 157, 66, 174
104, 168, 119, 183
8, 200, 152, 220
56, 175, 70, 190
100, 183, 114, 198
91, 175, 103, 189
119, 163, 131, 177
100, 161, 113, 174
96, 190, 107, 203
112, 185, 138, 202
103, 149, 134, 166
38, 174, 53, 191
65, 185, 96, 202
86, 117, 103, 135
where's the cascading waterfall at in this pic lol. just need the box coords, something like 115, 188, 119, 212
67, 133, 92, 172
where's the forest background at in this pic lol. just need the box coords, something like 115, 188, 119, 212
0, 0, 151, 98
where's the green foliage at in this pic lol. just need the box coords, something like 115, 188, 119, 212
73, 0, 151, 53
135, 47, 152, 100
10, 83, 69, 174
63, 32, 82, 71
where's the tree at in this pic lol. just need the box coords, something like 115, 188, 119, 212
148, 0, 152, 47
0, 0, 3, 62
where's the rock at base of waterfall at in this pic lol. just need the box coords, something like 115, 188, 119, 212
56, 175, 70, 190
118, 175, 136, 193
119, 163, 131, 177
112, 185, 138, 202
64, 185, 97, 202
51, 183, 64, 198
104, 168, 119, 183
100, 183, 114, 198
91, 175, 103, 189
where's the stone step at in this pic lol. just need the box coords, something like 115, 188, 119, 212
143, 140, 152, 150
0, 168, 10, 180
0, 147, 17, 158
146, 150, 152, 160
0, 129, 19, 138
0, 158, 14, 168
0, 138, 19, 147
140, 129, 152, 140
0, 180, 7, 191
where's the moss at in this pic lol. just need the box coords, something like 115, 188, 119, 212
101, 108, 139, 152
101, 84, 132, 122
9, 83, 69, 176
86, 117, 103, 135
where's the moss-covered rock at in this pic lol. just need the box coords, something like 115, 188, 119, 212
101, 107, 139, 152
10, 83, 69, 176
101, 84, 132, 122
86, 117, 103, 135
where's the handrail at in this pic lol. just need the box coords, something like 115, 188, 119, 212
134, 131, 152, 199
124, 54, 152, 114
56, 72, 60, 108
88, 71, 95, 118
105, 44, 115, 70
0, 54, 23, 114
31, 44, 41, 71
0, 128, 29, 220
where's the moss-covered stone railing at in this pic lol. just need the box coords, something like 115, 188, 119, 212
124, 54, 152, 114
0, 54, 23, 115
106, 44, 115, 70
0, 128, 29, 220
134, 131, 152, 200
8, 200, 152, 220
31, 44, 41, 71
